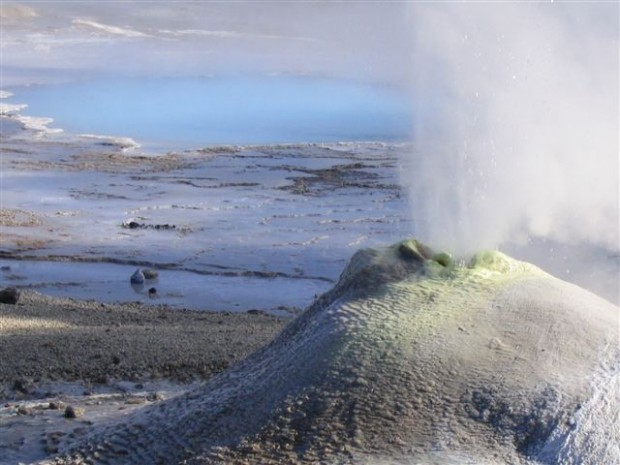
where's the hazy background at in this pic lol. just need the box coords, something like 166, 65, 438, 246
1, 2, 414, 146
1, 2, 413, 86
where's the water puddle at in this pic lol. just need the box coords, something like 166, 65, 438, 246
5, 76, 412, 151
0, 259, 326, 314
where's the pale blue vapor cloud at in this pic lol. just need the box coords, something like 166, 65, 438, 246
1, 1, 413, 86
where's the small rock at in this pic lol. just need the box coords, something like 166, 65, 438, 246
17, 406, 31, 415
48, 401, 64, 410
112, 355, 121, 365
247, 309, 267, 316
142, 269, 159, 280
64, 405, 85, 419
0, 287, 20, 304
148, 287, 157, 298
146, 392, 165, 402
130, 269, 145, 284
123, 220, 141, 229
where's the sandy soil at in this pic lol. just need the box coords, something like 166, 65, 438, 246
0, 290, 287, 391
0, 289, 287, 464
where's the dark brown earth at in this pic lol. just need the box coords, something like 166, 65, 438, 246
0, 290, 287, 398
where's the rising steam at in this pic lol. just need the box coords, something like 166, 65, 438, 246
407, 3, 619, 256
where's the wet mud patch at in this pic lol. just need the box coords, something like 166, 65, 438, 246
173, 179, 261, 189
69, 188, 130, 201
0, 257, 329, 313
278, 162, 401, 196
1, 136, 411, 310
2, 137, 205, 174
121, 220, 187, 233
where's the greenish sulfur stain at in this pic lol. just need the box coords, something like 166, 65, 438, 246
432, 252, 454, 268
468, 250, 545, 277
348, 241, 548, 346
397, 239, 433, 262
395, 239, 543, 280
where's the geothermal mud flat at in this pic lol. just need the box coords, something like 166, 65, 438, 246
0, 116, 411, 313
1, 97, 618, 465
19, 240, 616, 465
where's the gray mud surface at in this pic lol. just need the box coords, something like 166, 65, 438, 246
0, 290, 286, 465
0, 290, 286, 394
1, 132, 409, 312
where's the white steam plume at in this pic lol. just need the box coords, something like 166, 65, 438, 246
407, 3, 619, 256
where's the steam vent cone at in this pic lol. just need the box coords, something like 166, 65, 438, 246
46, 239, 619, 465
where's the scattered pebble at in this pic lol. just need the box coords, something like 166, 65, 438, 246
48, 401, 64, 410
64, 405, 85, 419
17, 406, 31, 415
147, 392, 165, 402
247, 309, 267, 316
0, 287, 20, 304
142, 269, 159, 280
130, 269, 145, 285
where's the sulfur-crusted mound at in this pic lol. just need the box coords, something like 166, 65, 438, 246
45, 240, 619, 465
